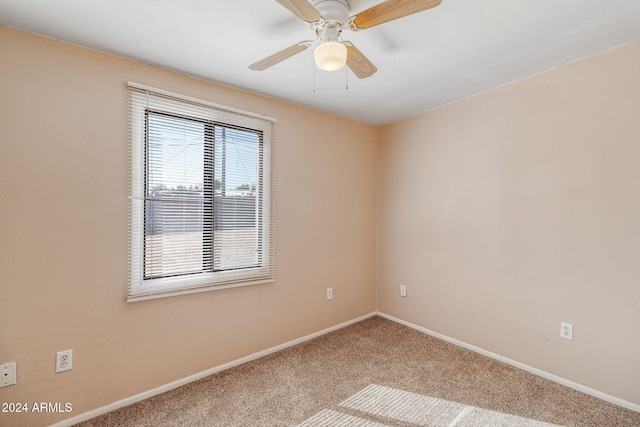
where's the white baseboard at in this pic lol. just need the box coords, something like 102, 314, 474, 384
376, 311, 640, 413
50, 311, 377, 427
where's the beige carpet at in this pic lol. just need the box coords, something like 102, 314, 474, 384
76, 316, 639, 426
299, 384, 564, 426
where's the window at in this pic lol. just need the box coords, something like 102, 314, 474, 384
128, 83, 275, 301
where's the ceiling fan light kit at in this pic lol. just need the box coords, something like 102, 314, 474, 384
314, 40, 347, 71
314, 24, 347, 71
250, 0, 442, 79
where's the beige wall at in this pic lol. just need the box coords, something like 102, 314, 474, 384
0, 26, 377, 426
377, 41, 640, 405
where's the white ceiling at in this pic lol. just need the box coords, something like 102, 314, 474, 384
1, 0, 639, 126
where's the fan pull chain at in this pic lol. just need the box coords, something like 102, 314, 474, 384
345, 67, 349, 91
312, 62, 317, 94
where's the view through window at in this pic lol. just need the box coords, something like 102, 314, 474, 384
144, 113, 261, 278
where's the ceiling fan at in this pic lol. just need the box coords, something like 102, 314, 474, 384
249, 0, 442, 79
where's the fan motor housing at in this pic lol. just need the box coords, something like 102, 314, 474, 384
311, 0, 349, 24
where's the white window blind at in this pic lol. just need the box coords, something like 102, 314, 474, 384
128, 82, 275, 301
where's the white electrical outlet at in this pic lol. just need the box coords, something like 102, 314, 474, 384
56, 349, 73, 373
0, 362, 16, 387
400, 284, 407, 297
560, 322, 573, 340
326, 288, 333, 300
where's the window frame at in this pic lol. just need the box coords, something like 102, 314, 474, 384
128, 82, 275, 302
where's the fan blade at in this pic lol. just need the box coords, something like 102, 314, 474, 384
349, 0, 442, 30
249, 42, 312, 71
344, 42, 377, 79
276, 0, 323, 23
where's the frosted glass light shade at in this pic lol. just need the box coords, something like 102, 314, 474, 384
314, 41, 347, 71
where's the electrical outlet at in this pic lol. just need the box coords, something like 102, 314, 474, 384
560, 322, 573, 340
0, 362, 16, 387
326, 288, 333, 300
56, 349, 73, 373
400, 284, 407, 297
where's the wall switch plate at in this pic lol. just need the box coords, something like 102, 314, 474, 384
560, 322, 573, 340
400, 284, 407, 297
326, 288, 333, 300
56, 349, 73, 373
0, 362, 16, 387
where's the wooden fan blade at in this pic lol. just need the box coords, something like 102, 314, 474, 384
349, 0, 442, 30
276, 0, 323, 23
344, 43, 377, 79
249, 42, 312, 71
